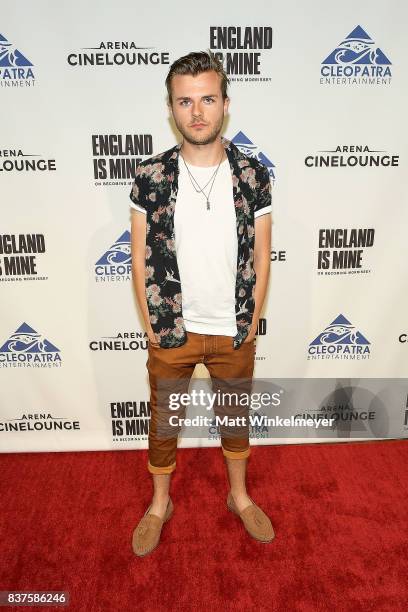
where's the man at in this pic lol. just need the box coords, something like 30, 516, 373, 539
129, 50, 274, 557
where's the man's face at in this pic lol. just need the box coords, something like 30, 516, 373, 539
168, 70, 229, 145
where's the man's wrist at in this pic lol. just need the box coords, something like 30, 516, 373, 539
244, 323, 258, 342
250, 318, 259, 335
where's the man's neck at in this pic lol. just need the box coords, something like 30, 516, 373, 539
180, 137, 226, 167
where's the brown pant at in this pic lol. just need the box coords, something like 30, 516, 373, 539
146, 331, 256, 474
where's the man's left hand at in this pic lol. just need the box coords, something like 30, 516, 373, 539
243, 326, 257, 343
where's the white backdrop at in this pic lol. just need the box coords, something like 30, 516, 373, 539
1, 0, 408, 452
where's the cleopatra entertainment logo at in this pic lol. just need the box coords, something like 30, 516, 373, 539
210, 26, 272, 82
67, 41, 170, 67
110, 400, 151, 442
95, 231, 131, 282
0, 412, 80, 434
321, 25, 392, 85
0, 32, 35, 87
92, 133, 153, 187
231, 131, 275, 181
0, 233, 48, 282
89, 331, 148, 352
308, 314, 371, 361
317, 228, 375, 276
0, 323, 62, 368
0, 148, 56, 173
305, 144, 399, 169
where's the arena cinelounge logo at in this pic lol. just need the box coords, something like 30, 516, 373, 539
0, 412, 80, 434
67, 41, 170, 67
0, 147, 56, 173
305, 144, 399, 169
89, 331, 147, 352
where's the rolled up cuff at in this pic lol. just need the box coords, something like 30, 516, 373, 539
222, 446, 251, 460
147, 460, 176, 475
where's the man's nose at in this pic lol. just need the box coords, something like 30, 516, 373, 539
191, 100, 203, 117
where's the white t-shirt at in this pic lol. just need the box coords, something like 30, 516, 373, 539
174, 157, 238, 336
130, 157, 271, 336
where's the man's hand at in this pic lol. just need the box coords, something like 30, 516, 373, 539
147, 329, 160, 346
243, 324, 257, 343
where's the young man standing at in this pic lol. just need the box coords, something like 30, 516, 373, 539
129, 51, 273, 556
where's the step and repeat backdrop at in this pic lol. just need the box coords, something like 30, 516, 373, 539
2, 0, 408, 453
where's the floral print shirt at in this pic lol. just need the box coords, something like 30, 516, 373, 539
129, 136, 271, 349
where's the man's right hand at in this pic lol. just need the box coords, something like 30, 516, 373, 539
147, 330, 160, 347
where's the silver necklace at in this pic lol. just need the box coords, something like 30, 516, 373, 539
180, 150, 225, 210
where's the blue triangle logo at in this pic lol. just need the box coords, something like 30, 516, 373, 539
231, 131, 275, 179
310, 314, 370, 346
347, 26, 371, 40
322, 25, 391, 65
0, 323, 60, 353
96, 231, 131, 266
0, 33, 33, 67
232, 130, 253, 145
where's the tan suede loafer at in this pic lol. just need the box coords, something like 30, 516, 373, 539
227, 492, 275, 543
132, 498, 174, 557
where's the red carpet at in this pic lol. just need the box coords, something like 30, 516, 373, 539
0, 440, 407, 611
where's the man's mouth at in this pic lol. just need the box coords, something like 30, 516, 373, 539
190, 123, 207, 128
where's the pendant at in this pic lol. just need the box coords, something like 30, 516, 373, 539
206, 200, 210, 210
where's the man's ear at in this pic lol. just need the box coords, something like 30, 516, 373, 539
167, 99, 173, 115
223, 96, 230, 114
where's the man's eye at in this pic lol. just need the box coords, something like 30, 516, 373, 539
180, 100, 191, 106
204, 97, 214, 103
